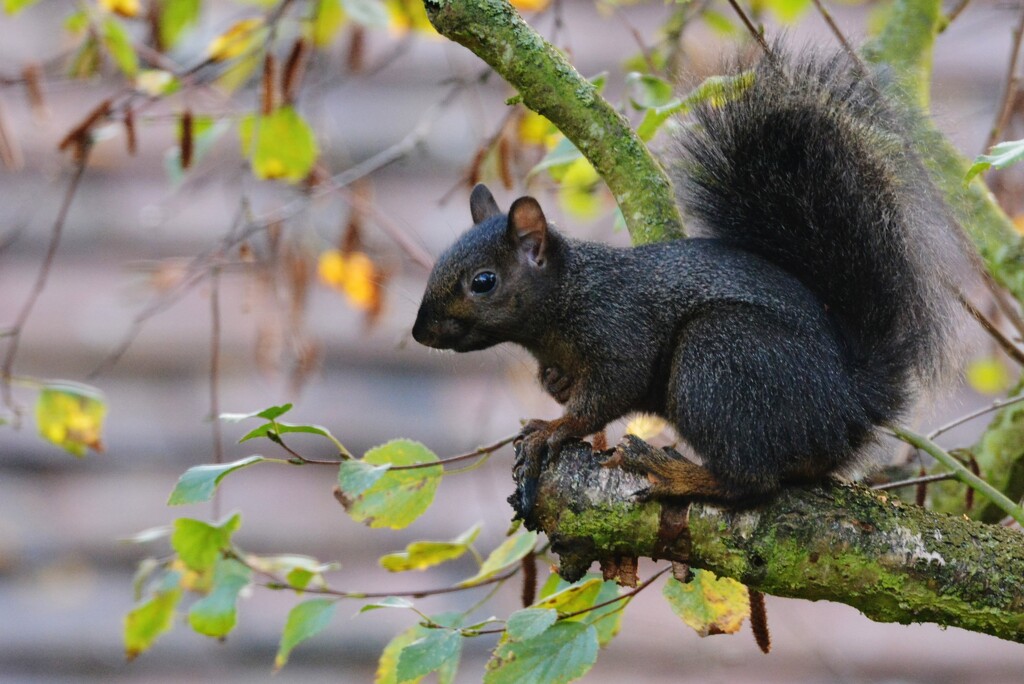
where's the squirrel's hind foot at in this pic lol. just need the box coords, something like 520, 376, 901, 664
607, 434, 726, 500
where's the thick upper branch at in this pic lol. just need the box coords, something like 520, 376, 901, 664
519, 439, 1024, 644
423, 0, 684, 244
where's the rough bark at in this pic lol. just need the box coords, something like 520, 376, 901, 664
517, 439, 1024, 644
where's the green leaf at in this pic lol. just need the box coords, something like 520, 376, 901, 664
341, 0, 387, 27
397, 628, 462, 683
68, 36, 102, 79
760, 0, 811, 23
379, 523, 481, 572
159, 0, 201, 48
167, 456, 266, 506
359, 596, 414, 613
221, 403, 293, 422
188, 558, 252, 637
558, 158, 603, 220
529, 135, 583, 179
484, 621, 598, 684
35, 381, 107, 457
532, 577, 603, 617
239, 106, 319, 184
248, 554, 338, 590
102, 17, 138, 76
662, 570, 750, 637
170, 514, 242, 572
582, 577, 624, 646
458, 531, 537, 586
4, 0, 40, 14
124, 571, 183, 660
336, 440, 441, 529
275, 599, 337, 670
238, 420, 340, 444
625, 72, 674, 109
966, 139, 1024, 182
376, 613, 463, 684
702, 9, 739, 36
310, 0, 346, 46
505, 608, 557, 640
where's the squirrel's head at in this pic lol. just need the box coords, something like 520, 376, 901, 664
413, 184, 559, 352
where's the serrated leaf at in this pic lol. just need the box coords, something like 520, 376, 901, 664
275, 599, 337, 670
379, 523, 481, 572
662, 570, 750, 637
484, 621, 598, 684
35, 381, 107, 457
505, 608, 557, 640
238, 420, 340, 445
167, 456, 266, 505
124, 571, 183, 660
221, 403, 294, 422
458, 532, 537, 586
170, 514, 241, 572
336, 440, 441, 529
375, 613, 463, 684
188, 558, 252, 637
537, 573, 622, 644
341, 0, 388, 27
396, 629, 462, 683
359, 596, 414, 613
159, 0, 201, 48
239, 106, 319, 183
101, 17, 138, 75
966, 139, 1024, 182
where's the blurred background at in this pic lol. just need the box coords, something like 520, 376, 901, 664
2, 0, 1024, 681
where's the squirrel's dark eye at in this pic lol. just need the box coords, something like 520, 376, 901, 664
470, 271, 497, 294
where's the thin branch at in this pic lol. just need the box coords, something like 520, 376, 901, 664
983, 272, 1024, 341
985, 4, 1024, 153
940, 0, 972, 32
1, 149, 91, 418
724, 0, 772, 57
872, 471, 958, 491
928, 392, 1024, 440
389, 434, 517, 470
958, 292, 1024, 367
891, 425, 1024, 525
209, 267, 224, 520
809, 0, 866, 73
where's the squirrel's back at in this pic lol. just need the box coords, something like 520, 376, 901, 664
674, 47, 965, 423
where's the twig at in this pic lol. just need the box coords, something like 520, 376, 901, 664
957, 292, 1024, 367
724, 0, 772, 57
872, 472, 958, 491
809, 0, 866, 74
210, 267, 224, 520
983, 272, 1024, 341
940, 0, 972, 33
985, 5, 1024, 153
1, 149, 91, 418
891, 425, 1024, 526
927, 392, 1024, 440
389, 434, 517, 470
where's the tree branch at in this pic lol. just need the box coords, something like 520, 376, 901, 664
516, 439, 1024, 644
422, 0, 684, 244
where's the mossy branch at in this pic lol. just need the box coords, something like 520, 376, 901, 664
519, 439, 1024, 644
422, 0, 684, 244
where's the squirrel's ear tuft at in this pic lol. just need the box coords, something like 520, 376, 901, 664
470, 184, 501, 224
508, 196, 548, 266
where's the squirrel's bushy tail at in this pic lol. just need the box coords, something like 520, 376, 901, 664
674, 47, 965, 422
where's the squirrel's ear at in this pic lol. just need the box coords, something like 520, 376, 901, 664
508, 196, 548, 266
469, 184, 501, 224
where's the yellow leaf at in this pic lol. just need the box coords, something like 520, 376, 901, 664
238, 106, 319, 183
510, 0, 550, 10
663, 570, 750, 637
625, 414, 668, 441
99, 0, 139, 18
35, 382, 107, 458
966, 357, 1011, 395
519, 111, 556, 146
317, 249, 381, 312
207, 18, 265, 62
1013, 213, 1024, 236
558, 157, 603, 220
385, 0, 437, 36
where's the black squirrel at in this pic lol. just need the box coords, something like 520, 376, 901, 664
412, 48, 966, 514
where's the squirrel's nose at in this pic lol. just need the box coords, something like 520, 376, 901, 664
411, 304, 437, 346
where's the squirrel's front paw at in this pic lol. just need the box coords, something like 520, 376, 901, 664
540, 366, 573, 404
511, 428, 551, 518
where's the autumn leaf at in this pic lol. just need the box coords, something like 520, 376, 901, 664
35, 382, 107, 457
238, 106, 319, 183
317, 249, 382, 314
662, 570, 750, 637
207, 17, 265, 62
99, 0, 139, 18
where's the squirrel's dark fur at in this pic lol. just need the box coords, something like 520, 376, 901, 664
412, 48, 965, 511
